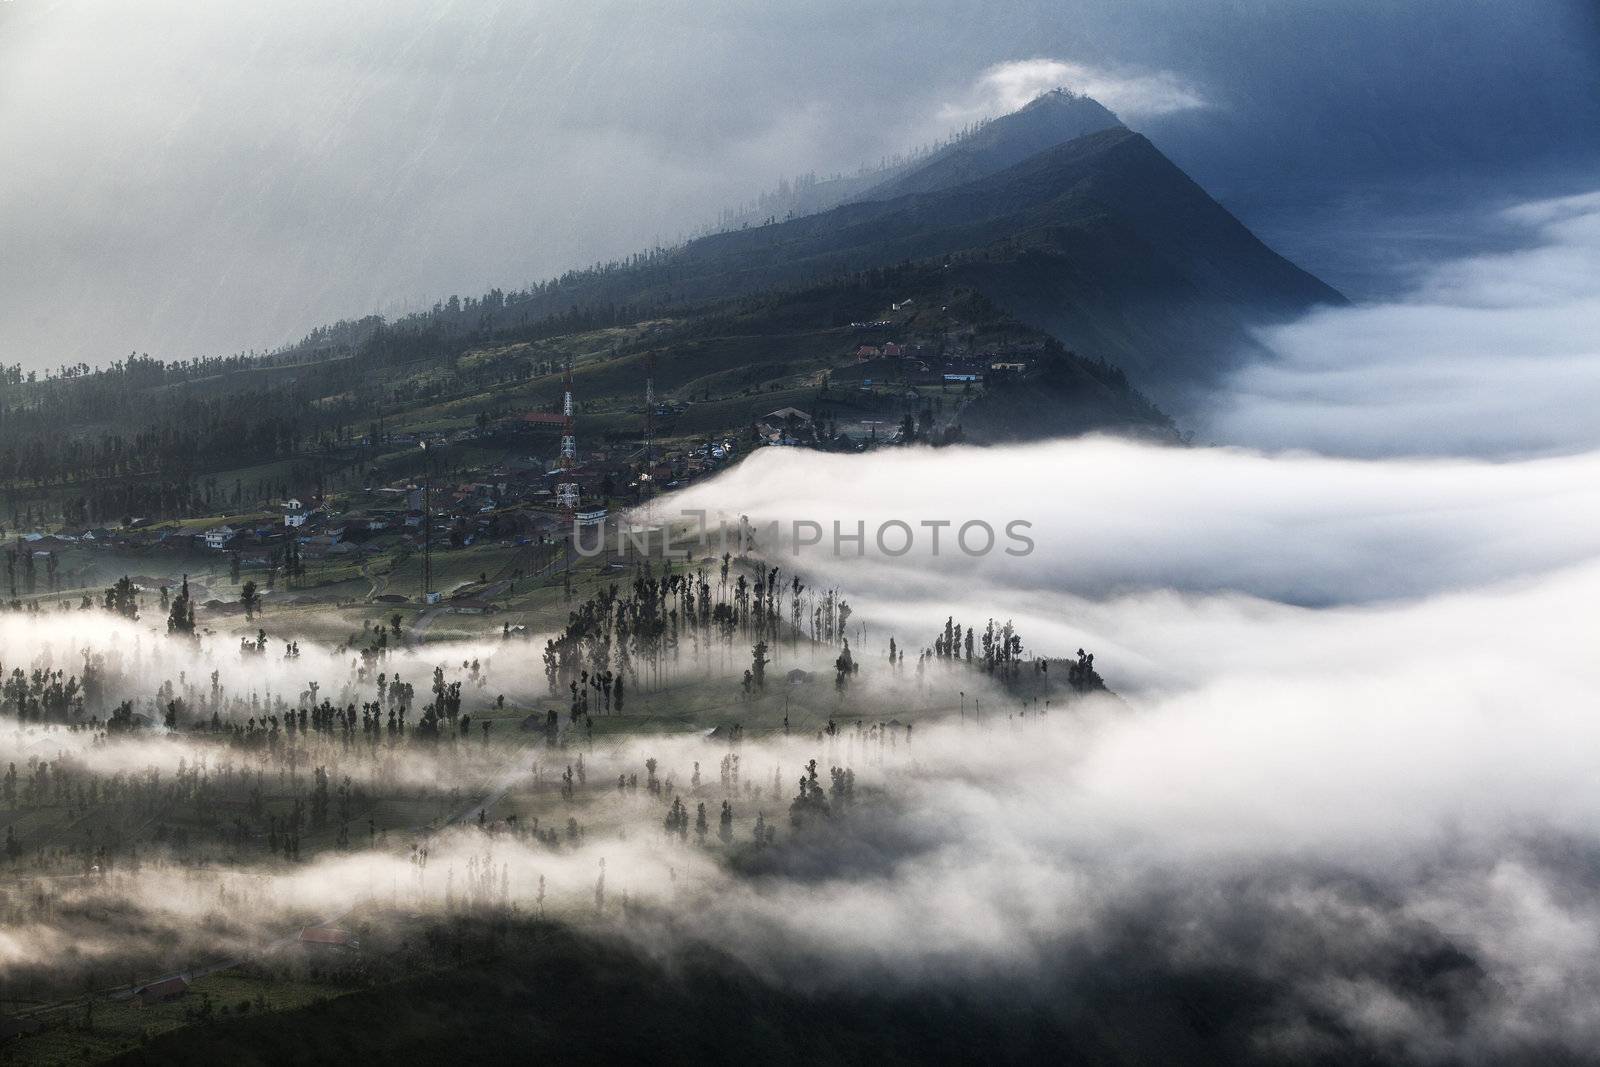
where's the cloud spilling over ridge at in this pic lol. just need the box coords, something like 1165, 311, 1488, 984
601, 188, 1600, 1054
628, 471, 1600, 1055
661, 440, 1600, 611
1205, 190, 1600, 458
939, 57, 1207, 124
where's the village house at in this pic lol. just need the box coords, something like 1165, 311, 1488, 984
299, 532, 349, 559
133, 976, 189, 1006
162, 525, 203, 549
340, 512, 394, 537
941, 358, 984, 383
764, 406, 811, 425
757, 407, 813, 446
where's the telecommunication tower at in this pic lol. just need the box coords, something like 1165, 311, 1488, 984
560, 360, 577, 464
643, 349, 656, 466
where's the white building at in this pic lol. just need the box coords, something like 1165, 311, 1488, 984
204, 525, 236, 550
285, 509, 310, 528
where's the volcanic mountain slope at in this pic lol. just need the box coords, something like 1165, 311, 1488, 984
0, 99, 1345, 532
404, 108, 1340, 406
255, 92, 1340, 427
571, 125, 1340, 400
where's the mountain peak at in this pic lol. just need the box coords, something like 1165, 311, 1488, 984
862, 89, 1123, 201
989, 88, 1124, 145
1015, 86, 1120, 122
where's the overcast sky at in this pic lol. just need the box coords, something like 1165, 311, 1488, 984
1, 0, 1595, 372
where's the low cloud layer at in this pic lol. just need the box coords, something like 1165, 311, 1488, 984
1204, 190, 1600, 458
664, 440, 1600, 610
635, 460, 1600, 1056
3, 452, 1597, 1054
623, 188, 1600, 1055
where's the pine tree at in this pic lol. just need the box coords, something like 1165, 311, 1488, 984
166, 575, 195, 637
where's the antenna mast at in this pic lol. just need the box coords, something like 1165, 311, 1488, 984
555, 358, 581, 513
643, 349, 656, 466
560, 359, 577, 464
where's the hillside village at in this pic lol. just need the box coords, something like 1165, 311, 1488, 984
0, 283, 1104, 621
0, 90, 1346, 632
